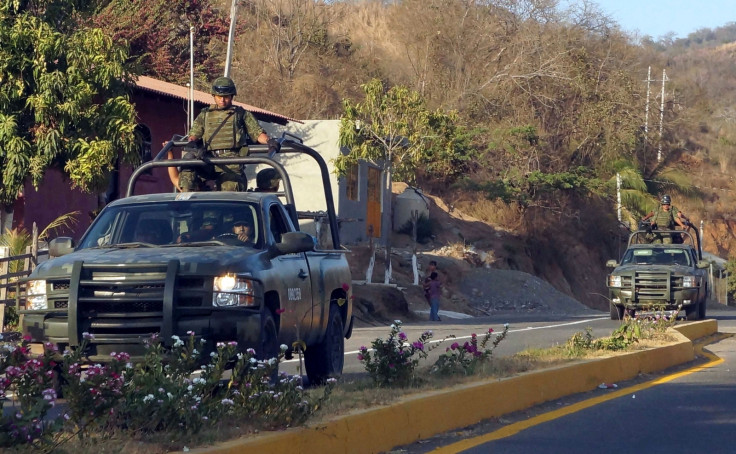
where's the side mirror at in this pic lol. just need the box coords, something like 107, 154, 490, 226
49, 237, 75, 257
606, 259, 619, 268
268, 232, 314, 258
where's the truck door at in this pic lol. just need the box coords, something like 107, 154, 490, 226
267, 203, 315, 340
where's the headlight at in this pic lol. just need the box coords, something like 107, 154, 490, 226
27, 280, 48, 310
682, 276, 697, 288
212, 274, 256, 307
608, 275, 622, 287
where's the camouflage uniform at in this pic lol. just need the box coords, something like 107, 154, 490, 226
255, 168, 281, 192
650, 206, 677, 244
179, 106, 264, 192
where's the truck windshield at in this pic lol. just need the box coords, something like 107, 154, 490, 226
78, 201, 262, 250
622, 248, 691, 266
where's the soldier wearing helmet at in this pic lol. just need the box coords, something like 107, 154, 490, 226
255, 168, 281, 192
641, 194, 689, 244
178, 76, 273, 192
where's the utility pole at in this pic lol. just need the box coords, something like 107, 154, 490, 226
224, 0, 239, 78
189, 26, 194, 129
644, 66, 652, 140
657, 69, 667, 162
616, 172, 622, 222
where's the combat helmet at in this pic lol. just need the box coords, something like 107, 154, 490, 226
660, 194, 671, 205
256, 168, 281, 191
212, 76, 237, 96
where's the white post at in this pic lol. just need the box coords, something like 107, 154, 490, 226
616, 172, 622, 222
189, 26, 195, 129
658, 69, 666, 162
224, 0, 239, 78
700, 220, 705, 251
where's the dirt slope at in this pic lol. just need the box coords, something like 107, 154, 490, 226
348, 187, 605, 326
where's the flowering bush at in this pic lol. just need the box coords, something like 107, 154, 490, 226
0, 331, 336, 449
431, 324, 509, 376
357, 320, 435, 387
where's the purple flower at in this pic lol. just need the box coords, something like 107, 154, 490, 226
357, 354, 364, 361
451, 342, 459, 350
398, 332, 408, 341
411, 341, 424, 350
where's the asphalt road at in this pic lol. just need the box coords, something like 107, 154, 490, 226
281, 309, 616, 378
388, 302, 736, 454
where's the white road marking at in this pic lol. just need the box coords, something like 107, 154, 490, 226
282, 316, 608, 363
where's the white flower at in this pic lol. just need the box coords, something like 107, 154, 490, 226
210, 352, 217, 357
249, 358, 257, 364
280, 344, 288, 351
167, 392, 174, 399
143, 394, 155, 403
221, 398, 234, 405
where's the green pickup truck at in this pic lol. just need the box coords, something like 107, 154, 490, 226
20, 140, 353, 384
606, 228, 709, 321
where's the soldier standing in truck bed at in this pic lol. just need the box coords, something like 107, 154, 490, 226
641, 194, 688, 244
178, 76, 279, 192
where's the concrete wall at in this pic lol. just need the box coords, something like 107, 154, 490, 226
258, 120, 376, 246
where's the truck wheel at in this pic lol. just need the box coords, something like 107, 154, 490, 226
305, 304, 344, 385
685, 303, 699, 321
258, 310, 279, 362
609, 303, 624, 320
698, 299, 707, 320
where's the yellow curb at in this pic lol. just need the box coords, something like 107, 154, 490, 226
188, 320, 717, 454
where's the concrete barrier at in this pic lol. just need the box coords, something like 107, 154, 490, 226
188, 320, 718, 454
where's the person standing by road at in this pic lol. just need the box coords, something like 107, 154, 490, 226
179, 76, 278, 192
425, 271, 442, 322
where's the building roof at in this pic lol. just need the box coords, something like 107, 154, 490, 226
134, 75, 299, 125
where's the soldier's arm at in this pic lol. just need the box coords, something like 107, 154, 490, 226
641, 211, 654, 221
244, 111, 268, 144
188, 111, 206, 140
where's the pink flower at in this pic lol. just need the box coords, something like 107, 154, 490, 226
357, 354, 364, 361
276, 308, 286, 315
342, 283, 350, 291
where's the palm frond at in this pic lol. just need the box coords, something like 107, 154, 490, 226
39, 211, 81, 241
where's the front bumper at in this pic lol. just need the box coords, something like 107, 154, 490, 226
21, 260, 263, 362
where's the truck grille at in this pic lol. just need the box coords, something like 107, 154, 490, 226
633, 270, 671, 300
66, 260, 209, 346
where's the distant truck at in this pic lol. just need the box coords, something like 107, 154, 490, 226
606, 227, 709, 321
20, 138, 353, 384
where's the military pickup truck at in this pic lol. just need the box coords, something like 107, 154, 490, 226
606, 227, 709, 321
20, 139, 353, 384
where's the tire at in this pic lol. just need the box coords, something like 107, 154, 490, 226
610, 302, 624, 321
304, 304, 345, 385
685, 302, 699, 321
698, 298, 707, 320
257, 309, 279, 361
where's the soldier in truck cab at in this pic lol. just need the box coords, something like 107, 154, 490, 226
178, 77, 280, 192
640, 194, 689, 244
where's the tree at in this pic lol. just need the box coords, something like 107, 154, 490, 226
92, 0, 233, 84
0, 0, 137, 218
337, 78, 468, 282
